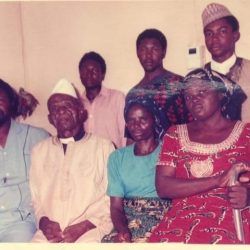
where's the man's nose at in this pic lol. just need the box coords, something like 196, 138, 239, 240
191, 95, 201, 103
212, 32, 220, 42
132, 120, 141, 128
86, 70, 93, 78
145, 50, 153, 59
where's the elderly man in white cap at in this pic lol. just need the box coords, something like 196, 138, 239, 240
29, 79, 114, 242
202, 2, 250, 121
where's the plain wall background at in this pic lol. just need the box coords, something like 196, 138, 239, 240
1, 0, 250, 133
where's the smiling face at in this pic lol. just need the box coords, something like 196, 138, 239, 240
79, 59, 105, 90
137, 38, 166, 73
125, 104, 155, 142
204, 18, 240, 62
184, 79, 222, 121
48, 94, 86, 138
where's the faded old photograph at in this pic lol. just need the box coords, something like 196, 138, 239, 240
0, 1, 249, 249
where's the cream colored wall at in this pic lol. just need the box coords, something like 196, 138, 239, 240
1, 0, 250, 133
0, 2, 25, 89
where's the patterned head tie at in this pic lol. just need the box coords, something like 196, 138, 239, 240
182, 68, 247, 120
124, 96, 164, 139
183, 68, 234, 93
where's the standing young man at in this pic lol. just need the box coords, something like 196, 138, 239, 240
202, 2, 250, 229
79, 51, 126, 148
202, 2, 250, 121
125, 29, 190, 144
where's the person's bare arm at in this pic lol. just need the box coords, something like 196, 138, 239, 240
110, 196, 132, 242
156, 163, 250, 199
62, 220, 96, 243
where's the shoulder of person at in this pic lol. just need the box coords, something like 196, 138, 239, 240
30, 136, 52, 155
163, 125, 180, 139
27, 124, 50, 137
241, 57, 250, 67
102, 86, 125, 99
163, 69, 184, 81
110, 144, 132, 156
14, 121, 49, 138
108, 145, 133, 170
127, 81, 142, 93
86, 133, 115, 148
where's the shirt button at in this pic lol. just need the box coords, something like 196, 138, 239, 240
0, 205, 5, 210
89, 114, 93, 118
3, 152, 7, 155
5, 173, 10, 177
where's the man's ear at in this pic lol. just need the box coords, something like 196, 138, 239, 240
80, 108, 88, 123
48, 114, 55, 126
162, 48, 167, 59
136, 49, 140, 59
233, 31, 240, 43
101, 73, 105, 82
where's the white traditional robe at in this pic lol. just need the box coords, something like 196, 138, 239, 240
30, 133, 114, 242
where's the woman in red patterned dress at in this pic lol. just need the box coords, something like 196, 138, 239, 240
148, 68, 250, 244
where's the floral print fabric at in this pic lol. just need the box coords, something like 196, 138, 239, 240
102, 197, 171, 243
125, 71, 191, 139
149, 122, 250, 244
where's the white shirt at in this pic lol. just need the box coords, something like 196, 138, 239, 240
211, 54, 237, 75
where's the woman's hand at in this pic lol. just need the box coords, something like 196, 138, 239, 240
219, 162, 250, 209
219, 163, 250, 188
228, 185, 249, 209
113, 232, 132, 243
110, 197, 132, 242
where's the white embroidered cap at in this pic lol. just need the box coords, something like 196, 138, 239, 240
51, 78, 77, 98
202, 2, 233, 28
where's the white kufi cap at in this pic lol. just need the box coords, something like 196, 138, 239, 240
51, 78, 77, 98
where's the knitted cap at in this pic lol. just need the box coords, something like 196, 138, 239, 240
202, 3, 233, 28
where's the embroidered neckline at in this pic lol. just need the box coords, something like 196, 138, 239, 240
178, 121, 245, 155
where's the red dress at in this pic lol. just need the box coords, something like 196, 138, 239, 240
149, 121, 250, 244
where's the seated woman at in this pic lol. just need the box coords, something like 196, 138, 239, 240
102, 98, 171, 243
148, 68, 250, 244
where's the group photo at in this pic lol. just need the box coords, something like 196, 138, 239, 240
0, 0, 249, 248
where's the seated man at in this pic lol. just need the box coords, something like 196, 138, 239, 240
30, 78, 114, 242
0, 79, 49, 242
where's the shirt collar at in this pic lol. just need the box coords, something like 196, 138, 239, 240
211, 54, 237, 75
59, 137, 75, 144
82, 86, 108, 101
10, 119, 23, 135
